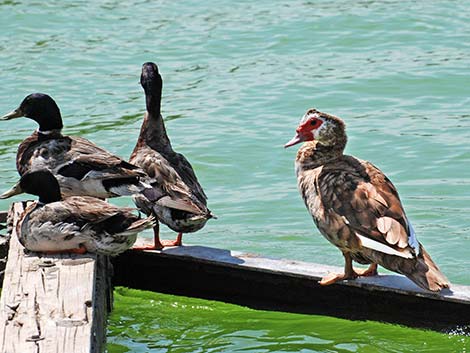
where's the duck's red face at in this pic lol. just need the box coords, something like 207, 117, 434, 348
284, 110, 324, 148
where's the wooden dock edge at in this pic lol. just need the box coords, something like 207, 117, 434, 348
0, 203, 112, 353
113, 241, 470, 333
2, 207, 469, 336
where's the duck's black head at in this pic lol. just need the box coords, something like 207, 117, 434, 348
141, 62, 162, 94
0, 93, 63, 132
140, 62, 162, 114
0, 170, 62, 204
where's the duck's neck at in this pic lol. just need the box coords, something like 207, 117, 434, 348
137, 113, 172, 153
137, 93, 172, 153
29, 108, 64, 133
296, 139, 346, 171
37, 192, 61, 204
34, 128, 64, 143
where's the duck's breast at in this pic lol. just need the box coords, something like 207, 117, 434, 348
297, 165, 325, 223
297, 165, 356, 250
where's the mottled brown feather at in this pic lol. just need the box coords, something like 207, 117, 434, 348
293, 110, 449, 291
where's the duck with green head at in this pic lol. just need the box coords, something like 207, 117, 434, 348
0, 93, 154, 199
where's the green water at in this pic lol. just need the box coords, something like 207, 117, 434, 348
1, 0, 469, 351
109, 288, 469, 353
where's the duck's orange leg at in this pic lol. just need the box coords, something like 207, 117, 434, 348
133, 222, 164, 250
354, 263, 378, 277
319, 253, 358, 285
161, 232, 183, 247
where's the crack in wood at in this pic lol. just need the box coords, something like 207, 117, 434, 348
5, 303, 20, 321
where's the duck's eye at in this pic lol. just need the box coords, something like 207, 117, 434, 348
310, 118, 321, 128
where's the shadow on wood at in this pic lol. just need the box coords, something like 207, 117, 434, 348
113, 241, 470, 334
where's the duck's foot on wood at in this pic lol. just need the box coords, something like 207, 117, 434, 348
319, 272, 358, 285
354, 263, 378, 277
132, 243, 164, 251
132, 230, 183, 250
161, 233, 183, 247
132, 222, 165, 250
319, 263, 378, 285
132, 235, 183, 250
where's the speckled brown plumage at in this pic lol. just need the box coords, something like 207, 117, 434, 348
287, 108, 449, 291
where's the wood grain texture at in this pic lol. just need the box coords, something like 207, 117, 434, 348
0, 202, 111, 353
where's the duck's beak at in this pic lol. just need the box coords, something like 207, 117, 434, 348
0, 108, 23, 121
284, 131, 304, 148
0, 181, 23, 199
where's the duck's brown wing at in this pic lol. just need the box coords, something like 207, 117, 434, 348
318, 156, 417, 258
47, 196, 140, 234
17, 133, 143, 180
168, 151, 208, 204
57, 153, 144, 182
130, 146, 207, 215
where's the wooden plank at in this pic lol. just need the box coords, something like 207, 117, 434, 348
0, 202, 112, 353
114, 239, 470, 333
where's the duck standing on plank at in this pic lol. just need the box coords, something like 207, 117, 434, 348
130, 62, 214, 250
285, 108, 449, 291
0, 93, 158, 200
6, 170, 154, 255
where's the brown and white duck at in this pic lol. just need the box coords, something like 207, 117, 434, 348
0, 93, 154, 199
285, 108, 449, 292
11, 170, 154, 256
130, 62, 214, 250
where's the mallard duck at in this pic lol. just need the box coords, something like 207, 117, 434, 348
285, 108, 449, 292
9, 170, 154, 255
0, 93, 154, 199
130, 62, 214, 250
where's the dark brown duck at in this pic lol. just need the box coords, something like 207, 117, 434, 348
130, 62, 214, 250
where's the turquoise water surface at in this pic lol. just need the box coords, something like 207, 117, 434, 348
1, 0, 469, 352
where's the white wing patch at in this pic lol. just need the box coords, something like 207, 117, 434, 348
356, 233, 414, 259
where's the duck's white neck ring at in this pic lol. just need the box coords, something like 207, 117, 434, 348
37, 128, 61, 135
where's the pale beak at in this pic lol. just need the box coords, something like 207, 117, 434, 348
284, 131, 304, 148
0, 181, 23, 199
0, 108, 23, 121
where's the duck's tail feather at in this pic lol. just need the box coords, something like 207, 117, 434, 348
405, 245, 450, 292
126, 215, 156, 234
207, 210, 217, 220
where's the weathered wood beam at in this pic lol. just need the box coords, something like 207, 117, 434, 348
113, 239, 470, 333
0, 202, 112, 353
